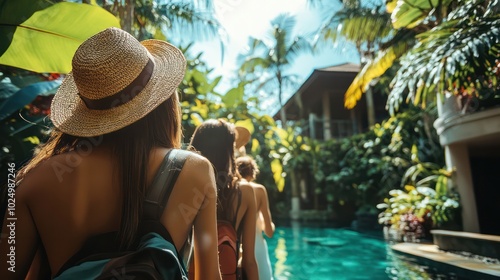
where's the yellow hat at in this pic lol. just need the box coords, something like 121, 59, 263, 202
234, 126, 251, 149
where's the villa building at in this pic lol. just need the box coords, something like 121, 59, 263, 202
274, 63, 387, 140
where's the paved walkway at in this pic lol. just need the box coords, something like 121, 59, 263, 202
392, 242, 500, 279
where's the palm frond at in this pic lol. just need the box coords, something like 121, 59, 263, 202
239, 57, 271, 76
256, 75, 279, 93
388, 1, 500, 110
236, 37, 270, 66
281, 74, 301, 91
286, 36, 314, 62
192, 0, 214, 9
236, 13, 313, 121
248, 37, 269, 53
159, 2, 222, 41
344, 29, 416, 108
320, 6, 392, 47
270, 13, 296, 33
391, 0, 454, 29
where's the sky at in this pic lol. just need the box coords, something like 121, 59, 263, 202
188, 0, 360, 114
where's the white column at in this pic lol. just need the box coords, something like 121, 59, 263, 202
322, 92, 332, 140
365, 88, 376, 127
309, 113, 316, 139
445, 144, 480, 232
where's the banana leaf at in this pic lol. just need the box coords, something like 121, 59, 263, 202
0, 1, 120, 73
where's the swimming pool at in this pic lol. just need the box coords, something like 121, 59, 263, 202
265, 225, 460, 279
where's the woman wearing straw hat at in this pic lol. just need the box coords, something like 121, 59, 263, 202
236, 156, 275, 280
189, 119, 259, 280
0, 28, 221, 280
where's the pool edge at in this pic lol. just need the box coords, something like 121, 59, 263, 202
391, 243, 500, 280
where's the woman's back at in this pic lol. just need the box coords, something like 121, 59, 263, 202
189, 119, 259, 280
236, 156, 276, 279
6, 147, 217, 277
0, 27, 221, 280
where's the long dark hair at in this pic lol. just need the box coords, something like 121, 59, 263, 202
188, 119, 240, 222
17, 93, 182, 248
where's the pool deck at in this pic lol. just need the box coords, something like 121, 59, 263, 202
392, 242, 500, 279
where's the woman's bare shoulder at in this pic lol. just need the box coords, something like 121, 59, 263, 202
182, 150, 210, 165
250, 182, 266, 191
15, 153, 76, 200
238, 181, 256, 201
179, 150, 215, 185
182, 151, 212, 172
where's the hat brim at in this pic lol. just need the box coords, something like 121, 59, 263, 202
50, 40, 186, 137
235, 126, 251, 149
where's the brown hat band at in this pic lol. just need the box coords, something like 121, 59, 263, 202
78, 58, 154, 110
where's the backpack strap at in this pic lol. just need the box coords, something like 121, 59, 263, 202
143, 149, 189, 221
232, 187, 242, 232
233, 187, 243, 280
55, 149, 190, 277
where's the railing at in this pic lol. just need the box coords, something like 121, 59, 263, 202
326, 120, 355, 139
304, 117, 356, 140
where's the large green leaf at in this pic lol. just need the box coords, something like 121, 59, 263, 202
0, 1, 120, 73
234, 119, 255, 134
221, 83, 244, 107
0, 0, 53, 55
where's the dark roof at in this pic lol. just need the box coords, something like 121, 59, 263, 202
274, 63, 360, 120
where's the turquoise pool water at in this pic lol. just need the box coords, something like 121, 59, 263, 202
265, 226, 460, 280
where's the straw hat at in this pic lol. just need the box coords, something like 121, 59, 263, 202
50, 27, 186, 137
235, 126, 251, 149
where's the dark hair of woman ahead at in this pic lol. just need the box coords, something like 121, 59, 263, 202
0, 27, 221, 280
189, 119, 259, 280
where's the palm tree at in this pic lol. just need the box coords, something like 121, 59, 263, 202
238, 13, 313, 128
97, 0, 221, 41
314, 0, 499, 114
313, 0, 401, 125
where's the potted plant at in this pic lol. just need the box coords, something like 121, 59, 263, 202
377, 164, 460, 242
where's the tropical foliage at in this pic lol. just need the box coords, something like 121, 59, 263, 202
238, 13, 313, 126
313, 0, 405, 111
377, 178, 460, 239
388, 0, 500, 111
317, 105, 444, 210
0, 0, 120, 73
96, 0, 221, 41
3, 0, 487, 229
376, 144, 461, 239
314, 0, 500, 112
0, 69, 59, 180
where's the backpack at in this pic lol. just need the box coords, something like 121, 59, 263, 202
54, 149, 190, 280
187, 189, 242, 280
217, 190, 242, 280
